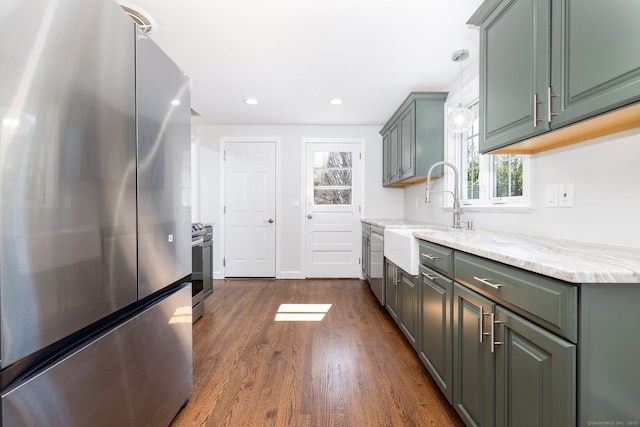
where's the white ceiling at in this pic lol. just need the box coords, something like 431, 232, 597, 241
124, 0, 483, 126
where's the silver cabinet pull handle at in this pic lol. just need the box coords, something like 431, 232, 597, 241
489, 312, 496, 352
479, 306, 485, 343
421, 272, 438, 281
547, 86, 559, 122
492, 317, 504, 353
473, 276, 502, 290
533, 93, 542, 127
482, 310, 492, 342
421, 253, 439, 260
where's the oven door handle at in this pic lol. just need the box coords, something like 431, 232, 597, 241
191, 237, 204, 247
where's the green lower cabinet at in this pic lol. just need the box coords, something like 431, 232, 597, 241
399, 270, 418, 351
495, 306, 576, 427
385, 259, 400, 323
384, 259, 418, 350
418, 265, 453, 403
578, 284, 640, 427
453, 282, 576, 427
453, 283, 496, 427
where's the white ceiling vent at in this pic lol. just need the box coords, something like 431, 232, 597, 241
118, 1, 156, 34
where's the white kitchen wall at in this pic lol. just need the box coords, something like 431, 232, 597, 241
405, 128, 640, 248
192, 124, 404, 279
403, 56, 640, 249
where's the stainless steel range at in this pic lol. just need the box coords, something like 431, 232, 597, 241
191, 223, 207, 322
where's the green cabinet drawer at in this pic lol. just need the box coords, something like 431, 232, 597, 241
454, 251, 577, 342
419, 240, 453, 279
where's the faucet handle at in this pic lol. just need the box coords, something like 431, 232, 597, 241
459, 220, 473, 230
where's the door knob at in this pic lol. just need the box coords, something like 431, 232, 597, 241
307, 214, 313, 219
268, 218, 274, 223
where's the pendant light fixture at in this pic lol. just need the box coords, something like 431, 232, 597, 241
447, 49, 474, 134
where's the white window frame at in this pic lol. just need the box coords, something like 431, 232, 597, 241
444, 75, 533, 212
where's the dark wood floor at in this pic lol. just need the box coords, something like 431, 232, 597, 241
170, 279, 464, 427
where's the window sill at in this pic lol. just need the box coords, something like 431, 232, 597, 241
457, 204, 534, 213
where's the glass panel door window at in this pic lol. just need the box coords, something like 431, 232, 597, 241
313, 151, 353, 205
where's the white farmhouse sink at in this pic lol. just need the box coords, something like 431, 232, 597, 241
384, 229, 422, 275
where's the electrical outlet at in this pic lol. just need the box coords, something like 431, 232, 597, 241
558, 183, 574, 207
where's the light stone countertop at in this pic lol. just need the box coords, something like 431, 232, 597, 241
361, 219, 445, 229
412, 228, 640, 284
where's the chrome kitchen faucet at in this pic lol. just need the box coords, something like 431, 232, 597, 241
425, 161, 470, 230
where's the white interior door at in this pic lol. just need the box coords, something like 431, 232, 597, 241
305, 141, 361, 278
224, 141, 276, 277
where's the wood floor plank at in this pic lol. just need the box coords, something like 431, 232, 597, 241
170, 279, 464, 427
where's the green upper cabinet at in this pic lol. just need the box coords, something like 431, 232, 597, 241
551, 0, 640, 127
398, 103, 415, 181
478, 0, 551, 153
471, 0, 640, 154
380, 92, 447, 187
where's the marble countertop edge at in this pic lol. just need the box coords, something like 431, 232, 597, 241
411, 229, 640, 284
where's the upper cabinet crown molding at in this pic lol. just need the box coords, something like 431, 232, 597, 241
466, 0, 503, 25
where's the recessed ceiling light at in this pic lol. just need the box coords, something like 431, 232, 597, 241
329, 98, 343, 105
244, 98, 259, 105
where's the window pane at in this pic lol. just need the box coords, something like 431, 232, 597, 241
314, 151, 352, 169
314, 189, 352, 205
494, 154, 523, 197
313, 151, 352, 205
314, 170, 352, 187
462, 103, 480, 200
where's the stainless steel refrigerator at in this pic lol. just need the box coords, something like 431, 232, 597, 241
0, 0, 193, 425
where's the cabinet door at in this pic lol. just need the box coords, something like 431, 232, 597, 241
419, 266, 453, 403
399, 271, 418, 350
479, 0, 551, 153
550, 0, 640, 128
453, 283, 495, 427
389, 124, 400, 184
495, 307, 576, 427
385, 260, 399, 323
398, 102, 415, 180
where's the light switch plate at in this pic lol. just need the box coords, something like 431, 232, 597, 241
545, 184, 558, 207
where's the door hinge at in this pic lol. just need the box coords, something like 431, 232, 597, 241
359, 257, 361, 265
223, 206, 226, 214
359, 205, 361, 213
223, 150, 226, 161
359, 153, 361, 160
223, 257, 226, 267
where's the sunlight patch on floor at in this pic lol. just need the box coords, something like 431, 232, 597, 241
275, 304, 332, 321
